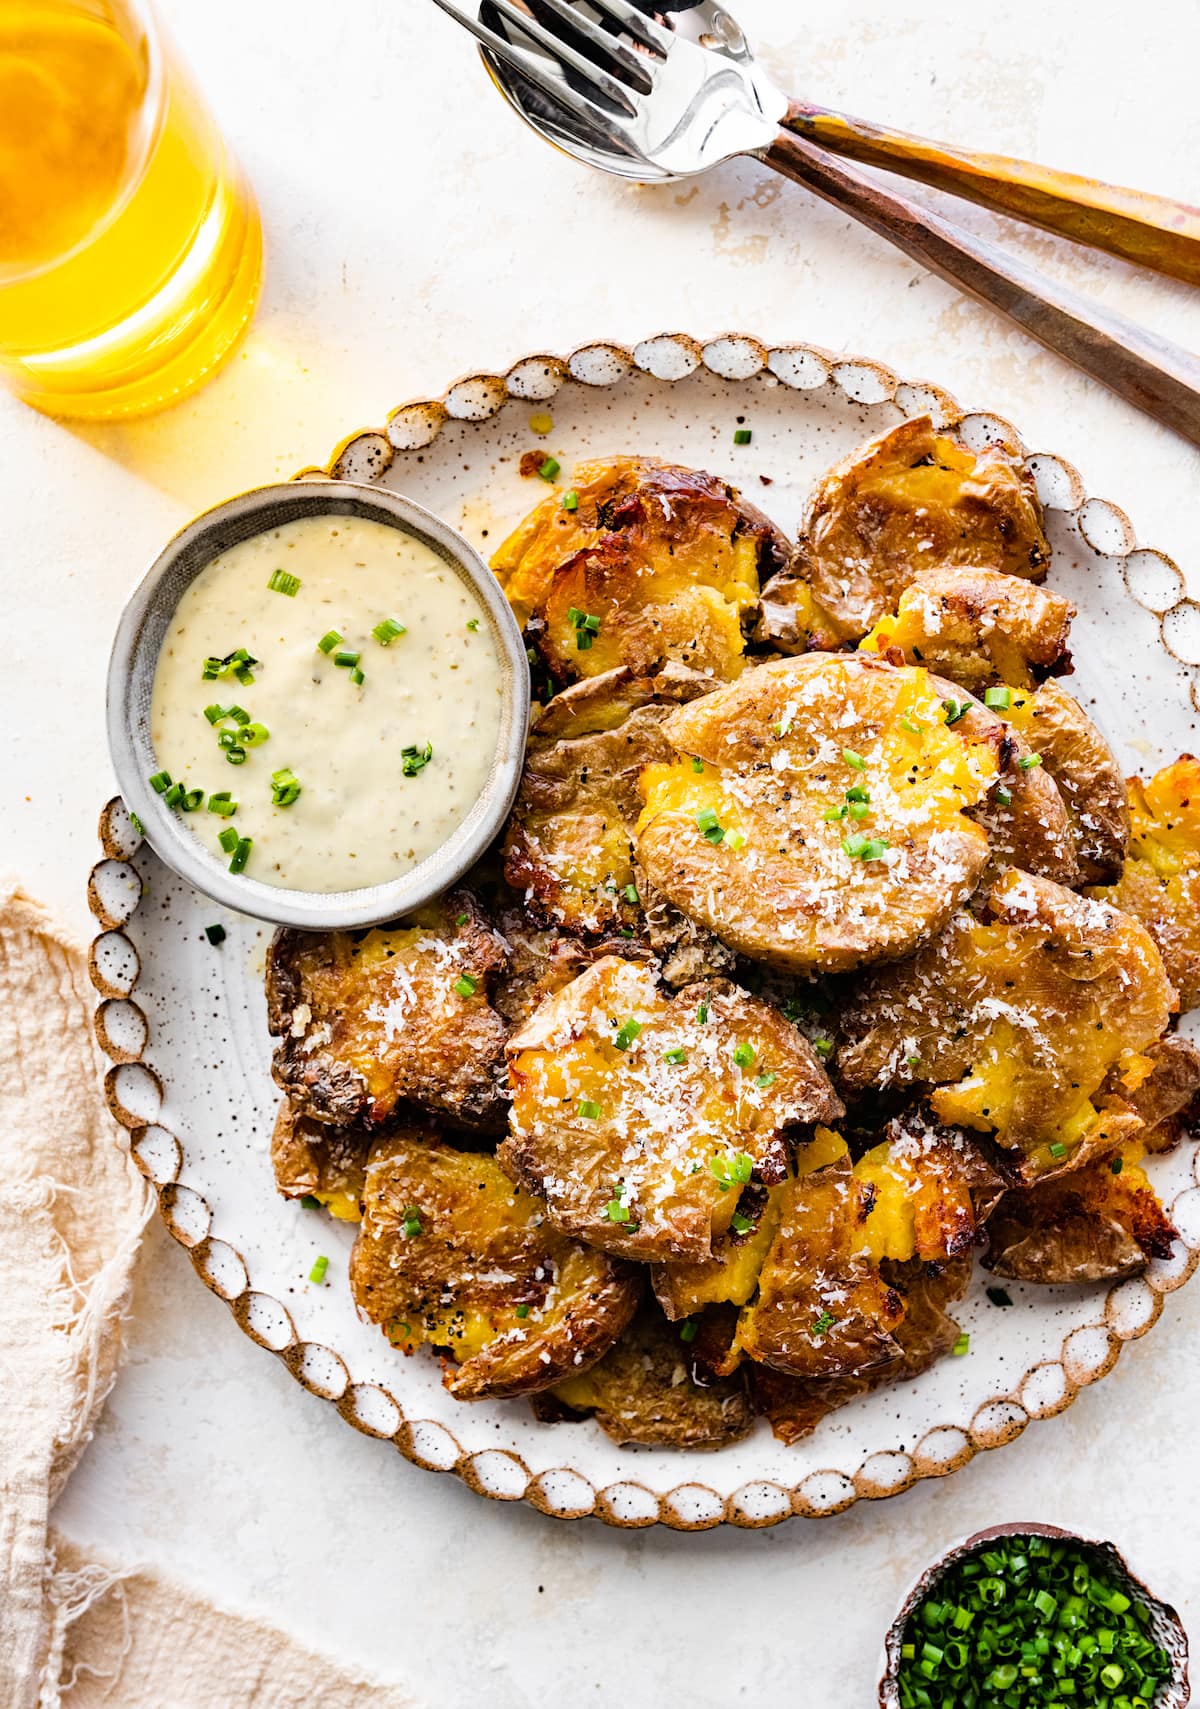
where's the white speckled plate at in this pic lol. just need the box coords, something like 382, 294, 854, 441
89, 333, 1200, 1530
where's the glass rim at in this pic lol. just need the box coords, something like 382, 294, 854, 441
0, 0, 169, 288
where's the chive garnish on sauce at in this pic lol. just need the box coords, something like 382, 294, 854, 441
402, 742, 433, 777
372, 617, 407, 645
268, 568, 301, 597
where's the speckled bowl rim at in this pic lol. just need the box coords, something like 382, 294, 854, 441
105, 478, 530, 930
879, 1521, 1190, 1707
87, 333, 1200, 1530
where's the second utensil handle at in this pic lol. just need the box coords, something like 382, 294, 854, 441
763, 129, 1200, 448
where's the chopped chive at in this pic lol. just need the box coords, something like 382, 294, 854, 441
372, 617, 407, 645
128, 811, 145, 837
402, 1207, 423, 1238
813, 1037, 834, 1059
847, 800, 870, 820
149, 770, 172, 793
846, 785, 870, 803
229, 836, 252, 874
1048, 1140, 1067, 1159
163, 782, 185, 809
811, 1310, 838, 1337
1110, 1156, 1124, 1175
309, 1255, 328, 1284
466, 618, 479, 631
733, 428, 752, 445
453, 973, 477, 998
732, 1041, 755, 1068
208, 793, 237, 816
333, 650, 360, 669
613, 1018, 642, 1050
725, 830, 746, 849
300, 1195, 321, 1210
270, 768, 301, 807
317, 630, 342, 654
623, 883, 639, 905
538, 456, 561, 481
986, 1286, 1013, 1307
691, 756, 704, 773
679, 1319, 698, 1343
754, 1071, 776, 1089
696, 1001, 709, 1024
180, 788, 204, 811
561, 489, 579, 511
204, 704, 227, 725
843, 834, 889, 860
455, 912, 469, 926
952, 1332, 970, 1355
217, 729, 239, 750
730, 1210, 756, 1235
710, 1151, 754, 1190
201, 658, 222, 680
515, 1303, 530, 1319
663, 1047, 687, 1065
242, 722, 270, 746
350, 666, 365, 686
995, 785, 1013, 806
899, 714, 924, 734
218, 827, 240, 853
224, 746, 246, 766
842, 748, 866, 770
577, 1099, 602, 1120
268, 568, 301, 596
942, 697, 968, 725
1018, 751, 1043, 769
824, 804, 848, 821
602, 1192, 631, 1223
227, 705, 250, 726
401, 742, 433, 777
776, 715, 794, 737
204, 924, 226, 946
984, 685, 1013, 710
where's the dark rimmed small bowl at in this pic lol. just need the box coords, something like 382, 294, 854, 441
880, 1522, 1190, 1708
106, 479, 530, 929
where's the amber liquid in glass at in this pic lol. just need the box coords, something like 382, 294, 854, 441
0, 0, 262, 418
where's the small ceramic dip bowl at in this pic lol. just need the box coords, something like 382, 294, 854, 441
107, 479, 530, 929
879, 1522, 1190, 1708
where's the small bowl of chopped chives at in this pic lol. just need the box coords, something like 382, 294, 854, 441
107, 479, 530, 928
880, 1523, 1189, 1709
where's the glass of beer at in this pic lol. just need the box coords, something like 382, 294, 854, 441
0, 0, 263, 419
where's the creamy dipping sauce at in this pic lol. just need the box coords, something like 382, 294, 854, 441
149, 514, 505, 891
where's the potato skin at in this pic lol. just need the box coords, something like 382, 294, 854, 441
502, 956, 842, 1263
635, 654, 1000, 975
1091, 756, 1200, 1011
748, 1255, 972, 1444
860, 565, 1074, 691
270, 1098, 370, 1216
540, 1304, 754, 1449
796, 416, 1049, 641
491, 456, 791, 685
266, 892, 510, 1134
999, 680, 1129, 884
837, 869, 1175, 1174
350, 1132, 641, 1401
985, 1154, 1178, 1284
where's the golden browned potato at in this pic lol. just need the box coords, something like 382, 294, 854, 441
793, 416, 1050, 641
270, 1098, 369, 1220
838, 869, 1175, 1176
267, 892, 509, 1133
541, 1304, 754, 1448
491, 456, 791, 686
635, 654, 1002, 975
1099, 1033, 1200, 1146
747, 1255, 972, 1443
859, 565, 1073, 691
997, 680, 1129, 884
1091, 757, 1200, 1011
985, 1143, 1178, 1284
350, 1131, 641, 1400
731, 1151, 906, 1380
501, 956, 842, 1263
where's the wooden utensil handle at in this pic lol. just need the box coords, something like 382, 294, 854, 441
781, 99, 1200, 287
763, 129, 1200, 447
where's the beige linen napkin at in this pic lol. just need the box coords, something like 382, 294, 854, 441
0, 881, 411, 1708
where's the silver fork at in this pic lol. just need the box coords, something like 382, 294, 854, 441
426, 0, 1200, 447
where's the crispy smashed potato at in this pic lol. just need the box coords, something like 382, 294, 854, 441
542, 1304, 754, 1448
502, 956, 842, 1263
492, 456, 790, 685
350, 1131, 640, 1400
270, 1099, 369, 1221
267, 893, 509, 1133
838, 869, 1175, 1175
999, 680, 1128, 884
748, 1255, 972, 1443
859, 566, 1073, 690
636, 654, 1001, 974
793, 416, 1049, 641
1092, 757, 1200, 1012
1099, 1033, 1200, 1146
985, 1142, 1178, 1284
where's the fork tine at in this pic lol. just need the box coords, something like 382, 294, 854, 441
518, 0, 656, 91
582, 0, 674, 54
481, 0, 642, 113
427, 0, 629, 120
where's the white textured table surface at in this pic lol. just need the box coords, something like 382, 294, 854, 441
10, 0, 1200, 1700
